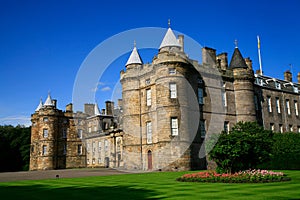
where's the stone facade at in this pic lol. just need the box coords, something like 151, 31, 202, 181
30, 27, 300, 171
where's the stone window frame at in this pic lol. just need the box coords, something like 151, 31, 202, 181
43, 117, 48, 122
146, 121, 152, 144
169, 83, 177, 99
77, 129, 83, 139
224, 121, 229, 133
279, 124, 283, 133
286, 99, 291, 115
267, 96, 272, 113
294, 100, 299, 116
270, 123, 275, 131
43, 129, 48, 138
275, 97, 281, 114
42, 145, 47, 155
77, 144, 83, 155
146, 88, 152, 106
171, 117, 179, 136
169, 68, 176, 75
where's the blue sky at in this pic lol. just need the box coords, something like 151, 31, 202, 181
0, 0, 300, 126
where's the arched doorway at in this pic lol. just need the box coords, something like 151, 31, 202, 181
147, 150, 152, 170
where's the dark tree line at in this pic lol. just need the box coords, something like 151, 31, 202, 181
0, 125, 31, 172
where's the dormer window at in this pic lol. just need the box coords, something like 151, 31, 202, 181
255, 78, 264, 86
293, 86, 299, 93
275, 82, 281, 89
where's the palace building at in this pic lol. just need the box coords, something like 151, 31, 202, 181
30, 26, 300, 171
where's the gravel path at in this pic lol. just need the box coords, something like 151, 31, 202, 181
0, 168, 128, 182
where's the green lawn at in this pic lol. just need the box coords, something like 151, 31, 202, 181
0, 170, 300, 200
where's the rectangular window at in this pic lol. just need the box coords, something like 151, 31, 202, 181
146, 89, 151, 106
62, 128, 67, 138
276, 97, 281, 113
63, 144, 67, 155
200, 120, 206, 138
77, 129, 82, 139
77, 144, 82, 155
224, 121, 229, 133
286, 99, 291, 115
87, 159, 90, 165
254, 95, 259, 110
43, 129, 48, 138
267, 96, 272, 112
198, 88, 203, 104
289, 125, 293, 132
92, 159, 95, 164
169, 68, 176, 75
92, 142, 96, 153
104, 140, 108, 151
146, 121, 152, 143
88, 127, 92, 133
222, 91, 227, 107
295, 101, 299, 116
98, 141, 101, 152
43, 117, 48, 122
93, 126, 97, 132
87, 143, 90, 151
42, 145, 47, 155
279, 124, 283, 133
171, 117, 179, 136
170, 83, 177, 99
270, 123, 274, 131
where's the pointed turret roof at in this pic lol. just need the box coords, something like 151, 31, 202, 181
229, 47, 248, 69
94, 103, 101, 115
44, 93, 53, 106
125, 43, 143, 66
159, 28, 181, 49
35, 99, 43, 111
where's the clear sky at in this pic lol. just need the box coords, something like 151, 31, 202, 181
1, 0, 300, 126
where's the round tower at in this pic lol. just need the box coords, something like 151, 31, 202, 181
30, 93, 60, 170
229, 46, 256, 122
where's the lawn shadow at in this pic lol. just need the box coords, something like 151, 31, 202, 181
0, 184, 164, 200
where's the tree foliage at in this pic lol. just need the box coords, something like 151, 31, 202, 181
0, 125, 31, 172
208, 122, 274, 173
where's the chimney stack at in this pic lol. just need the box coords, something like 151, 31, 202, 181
178, 35, 184, 52
202, 47, 216, 66
105, 101, 114, 116
284, 70, 292, 82
84, 104, 95, 116
66, 103, 73, 112
244, 57, 253, 70
216, 53, 228, 70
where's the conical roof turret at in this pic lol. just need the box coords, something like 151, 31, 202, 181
125, 42, 143, 66
44, 93, 54, 106
35, 98, 43, 111
229, 44, 248, 69
159, 27, 181, 49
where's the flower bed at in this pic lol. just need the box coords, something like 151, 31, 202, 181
177, 169, 291, 183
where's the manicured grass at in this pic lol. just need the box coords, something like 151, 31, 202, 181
0, 170, 300, 199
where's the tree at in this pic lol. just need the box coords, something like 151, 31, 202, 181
208, 122, 274, 173
0, 125, 31, 172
